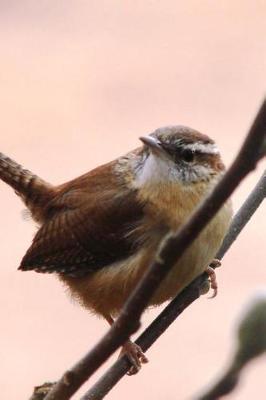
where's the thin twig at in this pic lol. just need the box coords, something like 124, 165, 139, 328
29, 383, 56, 400
44, 99, 266, 400
81, 168, 266, 400
197, 291, 266, 400
82, 277, 205, 400
217, 169, 266, 258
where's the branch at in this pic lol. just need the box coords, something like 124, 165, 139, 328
44, 99, 266, 400
29, 383, 56, 400
80, 168, 266, 400
217, 169, 266, 258
196, 290, 266, 400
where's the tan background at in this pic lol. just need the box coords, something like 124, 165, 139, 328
0, 1, 265, 399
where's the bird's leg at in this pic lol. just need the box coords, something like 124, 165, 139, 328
104, 314, 148, 375
104, 314, 115, 326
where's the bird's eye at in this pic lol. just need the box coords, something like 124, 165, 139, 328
181, 149, 195, 163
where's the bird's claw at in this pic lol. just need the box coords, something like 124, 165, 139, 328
120, 340, 148, 375
206, 265, 218, 298
199, 259, 221, 297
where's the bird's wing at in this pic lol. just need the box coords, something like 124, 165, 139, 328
19, 188, 145, 277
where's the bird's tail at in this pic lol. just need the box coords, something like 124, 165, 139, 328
0, 152, 55, 214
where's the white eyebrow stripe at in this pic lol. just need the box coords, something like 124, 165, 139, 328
181, 142, 219, 154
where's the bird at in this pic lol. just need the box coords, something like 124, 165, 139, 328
0, 125, 232, 373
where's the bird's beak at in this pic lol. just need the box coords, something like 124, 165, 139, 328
139, 136, 163, 154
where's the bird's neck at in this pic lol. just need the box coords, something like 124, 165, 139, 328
136, 178, 218, 229
115, 152, 221, 228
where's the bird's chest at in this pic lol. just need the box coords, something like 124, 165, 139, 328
140, 181, 207, 229
150, 198, 232, 305
138, 181, 232, 305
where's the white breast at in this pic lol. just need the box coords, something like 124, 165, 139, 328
134, 153, 175, 186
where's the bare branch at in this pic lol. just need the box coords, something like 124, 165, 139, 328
80, 168, 266, 400
29, 383, 56, 400
217, 169, 266, 258
44, 99, 266, 400
196, 291, 266, 400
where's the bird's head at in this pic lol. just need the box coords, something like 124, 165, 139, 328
132, 126, 224, 188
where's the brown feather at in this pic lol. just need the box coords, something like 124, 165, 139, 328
0, 152, 55, 222
19, 161, 147, 277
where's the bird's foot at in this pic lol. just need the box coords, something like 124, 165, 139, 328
206, 266, 218, 298
206, 259, 221, 298
200, 259, 221, 297
120, 340, 148, 375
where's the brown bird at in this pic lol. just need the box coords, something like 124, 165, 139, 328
0, 126, 232, 373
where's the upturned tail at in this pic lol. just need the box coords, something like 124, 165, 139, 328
0, 152, 55, 216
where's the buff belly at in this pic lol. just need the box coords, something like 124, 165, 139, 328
60, 201, 232, 318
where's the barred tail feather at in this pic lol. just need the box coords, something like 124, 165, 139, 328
0, 152, 54, 210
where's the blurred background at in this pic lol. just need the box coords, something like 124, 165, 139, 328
0, 1, 265, 399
